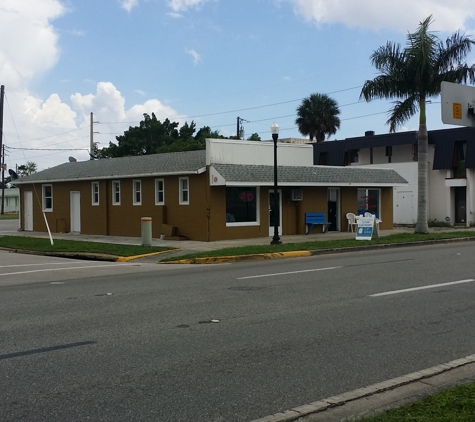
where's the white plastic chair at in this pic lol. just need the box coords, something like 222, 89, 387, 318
346, 212, 358, 232
364, 212, 373, 217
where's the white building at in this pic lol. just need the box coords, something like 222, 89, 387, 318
312, 127, 475, 226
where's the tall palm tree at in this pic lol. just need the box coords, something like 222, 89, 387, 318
295, 93, 341, 143
360, 15, 475, 233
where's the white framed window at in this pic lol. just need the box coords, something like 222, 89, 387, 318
92, 182, 99, 205
42, 184, 53, 212
112, 181, 121, 205
225, 187, 260, 227
179, 177, 189, 205
155, 178, 165, 205
133, 180, 142, 205
357, 188, 381, 219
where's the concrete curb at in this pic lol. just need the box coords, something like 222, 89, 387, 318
163, 236, 475, 264
116, 249, 180, 262
162, 250, 312, 264
250, 354, 475, 422
0, 247, 177, 263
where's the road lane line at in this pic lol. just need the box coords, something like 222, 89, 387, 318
0, 263, 93, 268
370, 279, 475, 297
0, 264, 128, 277
237, 266, 342, 280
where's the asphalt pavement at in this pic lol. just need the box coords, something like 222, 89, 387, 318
2, 219, 475, 421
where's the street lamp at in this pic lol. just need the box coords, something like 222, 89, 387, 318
270, 122, 282, 245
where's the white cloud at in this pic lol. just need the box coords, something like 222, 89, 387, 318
167, 0, 211, 12
134, 89, 146, 96
118, 0, 139, 12
0, 2, 184, 169
0, 0, 65, 90
186, 48, 202, 64
286, 0, 475, 32
167, 12, 184, 18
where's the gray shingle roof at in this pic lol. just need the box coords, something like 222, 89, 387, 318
211, 164, 407, 185
15, 150, 207, 184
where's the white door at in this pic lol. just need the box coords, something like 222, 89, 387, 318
395, 191, 414, 224
268, 190, 282, 236
70, 191, 81, 233
24, 191, 33, 231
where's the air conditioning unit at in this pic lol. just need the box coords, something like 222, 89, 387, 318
291, 189, 303, 201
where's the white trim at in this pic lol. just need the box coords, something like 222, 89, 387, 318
133, 179, 142, 205
42, 184, 53, 212
91, 181, 99, 206
155, 178, 165, 205
112, 180, 121, 205
179, 177, 189, 205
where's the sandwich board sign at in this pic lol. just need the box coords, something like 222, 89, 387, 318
441, 81, 475, 127
355, 215, 380, 240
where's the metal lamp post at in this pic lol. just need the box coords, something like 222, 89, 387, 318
270, 122, 282, 245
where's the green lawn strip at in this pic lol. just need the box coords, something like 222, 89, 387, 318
0, 213, 19, 220
163, 231, 475, 261
356, 382, 475, 421
0, 236, 174, 257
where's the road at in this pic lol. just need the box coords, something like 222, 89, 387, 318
1, 242, 475, 421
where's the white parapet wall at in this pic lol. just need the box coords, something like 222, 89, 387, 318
206, 138, 314, 167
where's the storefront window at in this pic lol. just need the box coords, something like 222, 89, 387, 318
357, 189, 380, 218
226, 187, 258, 224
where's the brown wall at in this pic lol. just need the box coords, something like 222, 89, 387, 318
19, 178, 394, 241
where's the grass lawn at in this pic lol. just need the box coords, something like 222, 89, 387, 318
0, 213, 19, 220
356, 381, 475, 421
163, 231, 475, 261
0, 236, 174, 257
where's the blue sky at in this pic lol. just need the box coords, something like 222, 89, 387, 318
1, 0, 475, 170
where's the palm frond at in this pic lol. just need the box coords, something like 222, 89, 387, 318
387, 97, 418, 132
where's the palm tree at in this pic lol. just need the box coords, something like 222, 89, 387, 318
360, 15, 475, 234
295, 93, 341, 143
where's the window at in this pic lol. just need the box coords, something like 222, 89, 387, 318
226, 187, 258, 225
413, 144, 418, 162
92, 182, 99, 205
42, 184, 53, 211
386, 146, 392, 163
133, 180, 142, 205
155, 179, 165, 205
112, 181, 121, 205
179, 177, 189, 205
357, 189, 380, 218
318, 152, 328, 165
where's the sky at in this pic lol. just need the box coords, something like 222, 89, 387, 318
1, 0, 475, 171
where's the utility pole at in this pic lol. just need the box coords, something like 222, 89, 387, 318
1, 145, 4, 215
0, 86, 4, 215
90, 112, 99, 159
236, 117, 249, 140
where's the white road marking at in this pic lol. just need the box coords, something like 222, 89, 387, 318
0, 264, 128, 277
0, 263, 91, 269
237, 266, 342, 280
370, 279, 475, 297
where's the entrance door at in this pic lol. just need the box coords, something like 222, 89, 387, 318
455, 187, 466, 224
70, 191, 81, 233
327, 188, 339, 231
24, 191, 33, 231
268, 190, 282, 236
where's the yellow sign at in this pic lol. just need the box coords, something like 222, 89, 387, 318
453, 102, 462, 119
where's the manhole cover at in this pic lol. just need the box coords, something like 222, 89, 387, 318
229, 286, 266, 291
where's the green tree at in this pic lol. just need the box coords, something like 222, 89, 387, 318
247, 133, 261, 141
295, 93, 341, 142
17, 161, 38, 176
360, 15, 475, 233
